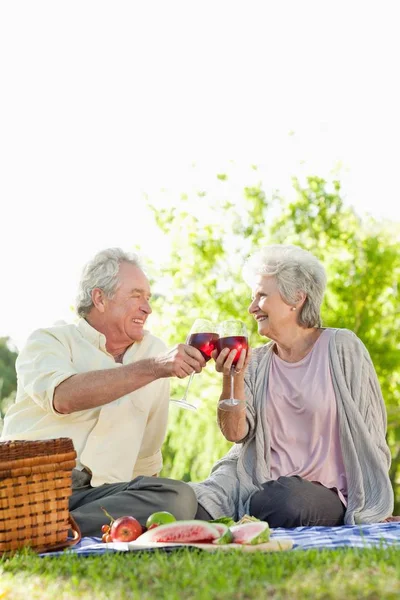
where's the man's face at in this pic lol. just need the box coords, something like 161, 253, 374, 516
102, 262, 152, 345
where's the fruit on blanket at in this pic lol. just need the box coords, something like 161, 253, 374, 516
137, 520, 221, 544
110, 516, 143, 542
146, 511, 176, 530
230, 522, 270, 545
100, 506, 142, 542
212, 523, 230, 536
212, 523, 234, 545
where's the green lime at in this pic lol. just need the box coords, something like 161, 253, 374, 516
146, 511, 176, 530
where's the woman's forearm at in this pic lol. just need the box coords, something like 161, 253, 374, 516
217, 375, 249, 442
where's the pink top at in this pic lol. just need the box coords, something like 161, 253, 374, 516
267, 329, 348, 504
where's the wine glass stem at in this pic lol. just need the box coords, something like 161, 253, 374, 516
230, 367, 235, 401
182, 371, 195, 402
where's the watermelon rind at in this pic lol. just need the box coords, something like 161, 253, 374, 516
211, 523, 229, 536
137, 520, 220, 544
210, 517, 236, 527
211, 523, 234, 545
230, 522, 270, 545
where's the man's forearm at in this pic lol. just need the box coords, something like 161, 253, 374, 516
54, 358, 159, 414
217, 376, 249, 442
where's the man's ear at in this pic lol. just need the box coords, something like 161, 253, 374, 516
91, 288, 107, 313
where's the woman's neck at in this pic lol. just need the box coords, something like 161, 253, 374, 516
273, 327, 323, 363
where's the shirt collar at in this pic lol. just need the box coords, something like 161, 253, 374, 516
77, 318, 150, 357
77, 318, 107, 350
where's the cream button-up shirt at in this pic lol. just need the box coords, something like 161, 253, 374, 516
1, 319, 170, 486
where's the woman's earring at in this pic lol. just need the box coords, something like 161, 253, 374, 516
291, 307, 297, 311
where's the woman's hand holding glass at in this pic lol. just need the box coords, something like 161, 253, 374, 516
169, 318, 218, 411
213, 341, 248, 377
212, 320, 251, 410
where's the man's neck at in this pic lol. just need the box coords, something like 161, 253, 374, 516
105, 340, 135, 362
85, 315, 134, 362
113, 349, 128, 364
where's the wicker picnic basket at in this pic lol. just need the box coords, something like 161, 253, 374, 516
0, 438, 81, 554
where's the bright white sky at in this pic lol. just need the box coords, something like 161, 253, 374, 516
1, 1, 399, 350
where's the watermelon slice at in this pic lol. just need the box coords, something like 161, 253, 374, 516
212, 523, 230, 537
230, 521, 270, 545
137, 520, 221, 544
212, 523, 234, 545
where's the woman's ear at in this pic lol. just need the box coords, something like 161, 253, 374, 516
295, 291, 307, 309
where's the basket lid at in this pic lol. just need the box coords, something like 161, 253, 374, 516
0, 438, 75, 461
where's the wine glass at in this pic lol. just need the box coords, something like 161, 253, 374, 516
216, 320, 248, 409
170, 318, 219, 411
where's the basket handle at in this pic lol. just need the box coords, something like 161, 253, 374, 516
67, 514, 82, 546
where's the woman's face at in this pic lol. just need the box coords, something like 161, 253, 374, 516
248, 274, 297, 339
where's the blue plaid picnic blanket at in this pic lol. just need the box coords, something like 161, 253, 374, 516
42, 523, 400, 556
272, 522, 400, 550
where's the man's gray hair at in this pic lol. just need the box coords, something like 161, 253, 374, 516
242, 244, 327, 328
76, 248, 142, 317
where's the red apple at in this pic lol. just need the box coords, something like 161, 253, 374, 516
110, 516, 143, 542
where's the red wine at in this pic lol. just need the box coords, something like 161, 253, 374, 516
187, 332, 219, 362
216, 336, 248, 366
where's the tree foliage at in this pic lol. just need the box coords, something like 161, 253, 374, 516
0, 337, 18, 415
147, 172, 400, 511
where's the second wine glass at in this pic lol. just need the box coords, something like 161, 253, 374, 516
170, 318, 219, 411
216, 320, 249, 409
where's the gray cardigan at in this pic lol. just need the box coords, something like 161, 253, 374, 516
191, 329, 394, 523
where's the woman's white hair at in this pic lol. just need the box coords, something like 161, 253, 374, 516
76, 248, 142, 317
242, 244, 327, 328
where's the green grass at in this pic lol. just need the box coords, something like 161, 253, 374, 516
1, 546, 399, 599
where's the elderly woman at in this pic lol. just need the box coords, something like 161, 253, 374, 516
192, 244, 394, 527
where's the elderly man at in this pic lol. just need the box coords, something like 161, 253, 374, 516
1, 248, 205, 536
